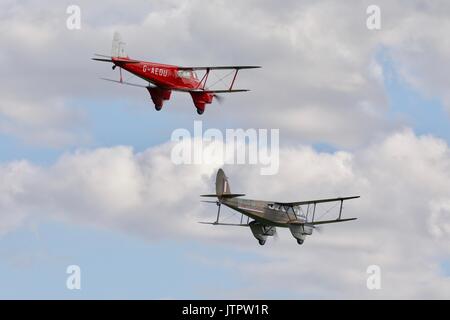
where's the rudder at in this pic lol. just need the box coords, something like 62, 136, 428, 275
111, 32, 127, 58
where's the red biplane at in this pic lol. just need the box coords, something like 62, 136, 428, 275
92, 33, 260, 114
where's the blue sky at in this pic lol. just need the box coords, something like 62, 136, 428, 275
379, 49, 450, 142
0, 222, 253, 299
0, 50, 448, 299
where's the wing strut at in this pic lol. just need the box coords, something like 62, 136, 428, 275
229, 69, 239, 90
196, 68, 211, 90
200, 200, 250, 226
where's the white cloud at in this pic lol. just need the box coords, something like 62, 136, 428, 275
379, 0, 450, 113
1, 0, 450, 299
0, 97, 88, 147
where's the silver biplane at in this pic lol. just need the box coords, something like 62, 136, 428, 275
201, 169, 359, 245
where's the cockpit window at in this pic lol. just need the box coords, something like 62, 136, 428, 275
177, 70, 192, 79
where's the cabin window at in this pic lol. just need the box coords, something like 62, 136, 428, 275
177, 70, 192, 79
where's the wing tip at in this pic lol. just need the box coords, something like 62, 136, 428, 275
92, 58, 113, 62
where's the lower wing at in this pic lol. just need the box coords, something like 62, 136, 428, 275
172, 88, 249, 93
308, 218, 357, 225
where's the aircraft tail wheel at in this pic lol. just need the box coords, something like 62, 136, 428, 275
297, 239, 304, 245
196, 108, 204, 115
258, 239, 266, 246
155, 105, 162, 111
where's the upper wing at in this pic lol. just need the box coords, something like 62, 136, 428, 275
177, 66, 261, 71
274, 196, 360, 207
99, 78, 156, 89
198, 222, 250, 227
198, 218, 356, 227
200, 193, 246, 198
98, 78, 248, 94
172, 88, 249, 93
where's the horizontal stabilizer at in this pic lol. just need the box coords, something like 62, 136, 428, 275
172, 88, 249, 93
178, 66, 261, 71
94, 53, 112, 58
100, 78, 155, 89
92, 55, 141, 64
203, 89, 249, 93
222, 193, 246, 198
198, 222, 249, 227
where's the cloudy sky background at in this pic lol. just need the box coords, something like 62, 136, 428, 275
1, 0, 450, 299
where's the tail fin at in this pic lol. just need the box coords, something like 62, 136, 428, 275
111, 32, 127, 58
200, 169, 245, 199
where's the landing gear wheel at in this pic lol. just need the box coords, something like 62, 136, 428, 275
297, 239, 304, 245
155, 105, 162, 111
258, 239, 266, 246
196, 108, 204, 115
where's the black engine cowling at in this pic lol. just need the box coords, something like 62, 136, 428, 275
249, 221, 276, 243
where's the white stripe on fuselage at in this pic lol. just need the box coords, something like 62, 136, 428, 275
237, 206, 264, 213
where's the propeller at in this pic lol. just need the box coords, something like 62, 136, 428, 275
215, 201, 221, 224
273, 228, 279, 241
214, 94, 225, 104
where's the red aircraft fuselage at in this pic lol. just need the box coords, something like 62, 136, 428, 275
112, 57, 213, 113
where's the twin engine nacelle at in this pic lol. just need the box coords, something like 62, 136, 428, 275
190, 91, 214, 115
147, 87, 172, 111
